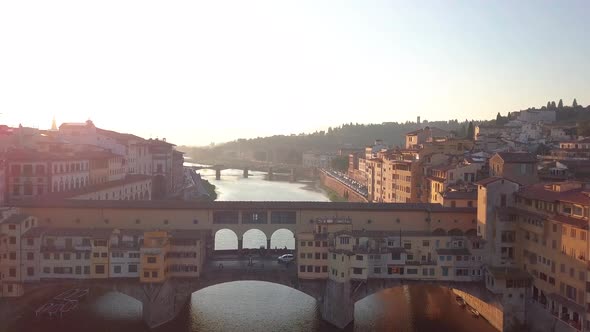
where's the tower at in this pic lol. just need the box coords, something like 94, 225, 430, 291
417, 116, 421, 125
50, 116, 57, 131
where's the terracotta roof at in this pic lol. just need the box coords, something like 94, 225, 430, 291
486, 266, 531, 281
442, 191, 477, 200
550, 215, 588, 230
517, 183, 590, 205
0, 214, 31, 225
495, 152, 537, 163
12, 200, 477, 213
475, 177, 517, 187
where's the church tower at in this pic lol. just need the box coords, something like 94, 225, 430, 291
51, 116, 57, 131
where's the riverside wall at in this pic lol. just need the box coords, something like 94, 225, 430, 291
319, 172, 368, 203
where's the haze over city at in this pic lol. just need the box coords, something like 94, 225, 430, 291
1, 0, 589, 146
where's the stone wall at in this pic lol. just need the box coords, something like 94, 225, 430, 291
453, 289, 503, 331
319, 172, 367, 203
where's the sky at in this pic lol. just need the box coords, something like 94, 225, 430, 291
1, 1, 589, 146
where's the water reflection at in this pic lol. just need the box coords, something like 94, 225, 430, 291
189, 281, 320, 332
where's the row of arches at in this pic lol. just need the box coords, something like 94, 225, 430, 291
215, 228, 295, 250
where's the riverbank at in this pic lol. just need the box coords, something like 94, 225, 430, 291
201, 179, 218, 200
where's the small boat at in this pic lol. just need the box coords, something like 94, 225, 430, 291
455, 296, 466, 307
60, 300, 78, 316
468, 306, 480, 318
46, 303, 63, 318
66, 288, 89, 301
35, 302, 54, 317
54, 288, 79, 300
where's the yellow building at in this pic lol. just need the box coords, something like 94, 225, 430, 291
140, 231, 170, 283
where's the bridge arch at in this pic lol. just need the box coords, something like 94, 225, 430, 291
242, 229, 268, 249
270, 228, 295, 250
432, 228, 446, 236
214, 228, 239, 250
448, 228, 464, 236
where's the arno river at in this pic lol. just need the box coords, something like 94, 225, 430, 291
5, 169, 497, 332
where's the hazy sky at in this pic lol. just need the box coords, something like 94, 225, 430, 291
1, 1, 589, 146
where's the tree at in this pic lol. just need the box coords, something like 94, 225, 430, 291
551, 101, 556, 109
467, 122, 475, 139
496, 112, 502, 123
547, 101, 551, 109
573, 98, 579, 108
558, 99, 563, 109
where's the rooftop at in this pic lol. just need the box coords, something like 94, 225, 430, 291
495, 152, 538, 163
12, 200, 477, 213
517, 183, 590, 205
0, 213, 31, 225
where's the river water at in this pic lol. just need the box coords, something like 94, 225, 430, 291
6, 168, 497, 332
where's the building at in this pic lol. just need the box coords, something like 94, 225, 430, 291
302, 152, 337, 169
550, 138, 590, 160
0, 211, 38, 297
489, 152, 538, 185
405, 127, 451, 149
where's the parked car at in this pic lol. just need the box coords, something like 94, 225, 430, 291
277, 254, 295, 264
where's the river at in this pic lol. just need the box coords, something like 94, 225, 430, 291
5, 168, 497, 332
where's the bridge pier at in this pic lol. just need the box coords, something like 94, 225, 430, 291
243, 168, 249, 178
112, 279, 196, 330
267, 167, 274, 181
238, 238, 243, 251
290, 168, 296, 182
321, 279, 354, 329
215, 169, 221, 180
266, 239, 271, 250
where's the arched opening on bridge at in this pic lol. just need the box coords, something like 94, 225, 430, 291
432, 228, 446, 236
215, 229, 239, 250
354, 285, 495, 332
270, 229, 295, 250
242, 229, 267, 249
190, 281, 317, 331
448, 228, 464, 236
465, 228, 477, 237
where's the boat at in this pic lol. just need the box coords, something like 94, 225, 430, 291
60, 300, 78, 316
66, 288, 89, 301
468, 306, 480, 318
455, 296, 466, 307
54, 288, 79, 300
46, 303, 63, 318
35, 302, 54, 317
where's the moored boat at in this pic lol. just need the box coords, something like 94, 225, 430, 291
54, 288, 79, 300
60, 300, 78, 316
66, 288, 89, 301
35, 302, 54, 317
46, 303, 63, 318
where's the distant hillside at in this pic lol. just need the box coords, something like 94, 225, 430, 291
180, 119, 483, 164
179, 101, 589, 165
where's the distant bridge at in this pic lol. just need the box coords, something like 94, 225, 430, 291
189, 163, 310, 181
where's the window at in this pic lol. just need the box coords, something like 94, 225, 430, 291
300, 241, 306, 247
95, 265, 105, 274
9, 237, 16, 244
151, 271, 158, 278
75, 266, 81, 274
27, 252, 34, 260
322, 266, 328, 273
307, 266, 313, 272
339, 237, 350, 245
374, 267, 381, 274
64, 253, 70, 260
314, 266, 320, 273
114, 266, 122, 273
9, 252, 17, 260
356, 255, 364, 261
300, 265, 305, 273
129, 265, 138, 273
353, 268, 363, 275
300, 253, 305, 259
144, 272, 150, 278
147, 257, 156, 263
84, 266, 90, 274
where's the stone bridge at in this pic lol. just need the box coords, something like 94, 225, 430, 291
190, 163, 307, 181
29, 265, 494, 330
